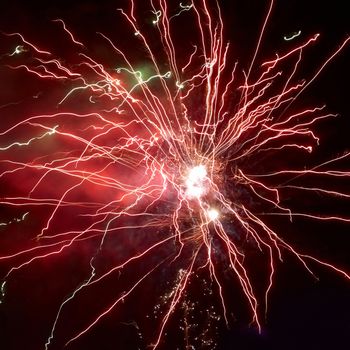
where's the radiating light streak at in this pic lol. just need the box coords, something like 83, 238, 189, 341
0, 1, 349, 349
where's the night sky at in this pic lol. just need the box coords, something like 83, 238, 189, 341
0, 1, 349, 349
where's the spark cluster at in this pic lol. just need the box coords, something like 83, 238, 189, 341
0, 0, 349, 349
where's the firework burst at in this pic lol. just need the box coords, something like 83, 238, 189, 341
0, 0, 349, 349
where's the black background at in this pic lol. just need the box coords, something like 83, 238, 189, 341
0, 1, 349, 349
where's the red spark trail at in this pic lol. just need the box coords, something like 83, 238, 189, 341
0, 1, 349, 349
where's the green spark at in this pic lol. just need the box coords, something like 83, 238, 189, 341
0, 281, 6, 304
0, 126, 58, 151
9, 45, 27, 56
284, 30, 301, 41
152, 10, 162, 25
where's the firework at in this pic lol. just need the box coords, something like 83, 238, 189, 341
0, 0, 349, 349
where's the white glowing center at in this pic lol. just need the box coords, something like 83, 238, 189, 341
207, 208, 219, 221
185, 165, 207, 199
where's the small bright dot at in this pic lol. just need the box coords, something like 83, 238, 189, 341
207, 208, 219, 221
